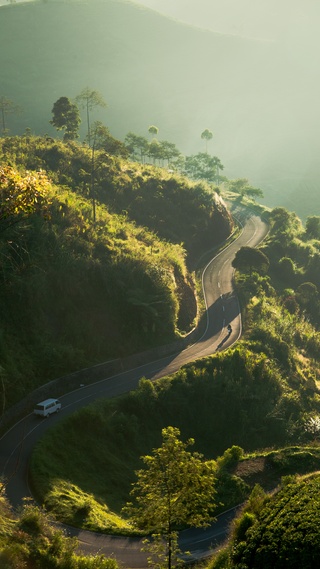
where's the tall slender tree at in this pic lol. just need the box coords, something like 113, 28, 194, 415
125, 132, 149, 163
201, 128, 213, 153
0, 96, 20, 136
76, 88, 107, 146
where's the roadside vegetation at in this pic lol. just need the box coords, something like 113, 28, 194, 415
2, 129, 320, 566
27, 185, 320, 568
0, 492, 119, 569
0, 135, 232, 409
208, 473, 320, 568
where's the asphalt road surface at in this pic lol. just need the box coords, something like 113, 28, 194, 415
0, 213, 268, 567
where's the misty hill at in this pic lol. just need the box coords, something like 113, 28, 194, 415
2, 0, 320, 218
136, 0, 320, 42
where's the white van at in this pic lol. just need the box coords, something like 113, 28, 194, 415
34, 398, 61, 418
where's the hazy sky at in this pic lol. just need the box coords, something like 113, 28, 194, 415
134, 0, 289, 39
135, 0, 320, 44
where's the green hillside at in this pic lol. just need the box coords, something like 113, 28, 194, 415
210, 474, 320, 569
26, 195, 320, 543
0, 135, 232, 409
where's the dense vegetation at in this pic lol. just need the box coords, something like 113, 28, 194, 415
0, 135, 231, 257
209, 474, 320, 568
27, 190, 320, 567
30, 326, 320, 534
1, 2, 320, 566
0, 135, 232, 409
0, 494, 119, 569
2, 135, 320, 565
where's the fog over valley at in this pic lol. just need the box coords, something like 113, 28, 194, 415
1, 0, 320, 217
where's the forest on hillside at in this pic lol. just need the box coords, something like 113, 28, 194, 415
1, 130, 320, 567
1, 2, 320, 568
0, 134, 232, 409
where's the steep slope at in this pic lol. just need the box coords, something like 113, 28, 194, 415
0, 137, 233, 408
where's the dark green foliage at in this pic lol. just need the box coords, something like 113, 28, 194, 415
305, 216, 320, 239
50, 96, 81, 141
228, 178, 263, 199
277, 256, 296, 281
258, 206, 320, 326
31, 347, 288, 522
3, 140, 223, 406
232, 246, 270, 275
0, 136, 233, 256
231, 476, 320, 569
185, 152, 224, 183
232, 511, 256, 542
0, 500, 119, 568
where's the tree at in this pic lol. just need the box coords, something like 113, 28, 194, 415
232, 246, 270, 275
0, 165, 50, 232
159, 141, 181, 167
212, 155, 224, 183
123, 426, 216, 569
0, 96, 20, 136
228, 178, 263, 199
185, 152, 224, 183
305, 216, 320, 239
76, 88, 107, 145
125, 132, 149, 163
148, 139, 162, 165
297, 282, 318, 306
87, 121, 110, 223
201, 128, 213, 153
50, 96, 81, 141
228, 178, 250, 194
148, 125, 159, 138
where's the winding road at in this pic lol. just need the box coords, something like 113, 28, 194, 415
0, 212, 268, 567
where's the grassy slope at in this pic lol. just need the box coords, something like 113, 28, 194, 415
28, 201, 320, 534
0, 137, 232, 408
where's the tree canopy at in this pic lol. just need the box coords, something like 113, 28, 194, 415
50, 96, 81, 141
184, 152, 223, 183
148, 125, 159, 137
201, 128, 213, 153
232, 246, 270, 275
123, 426, 216, 569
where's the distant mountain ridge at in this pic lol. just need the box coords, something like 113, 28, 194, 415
1, 0, 320, 218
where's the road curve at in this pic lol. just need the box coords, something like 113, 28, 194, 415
0, 213, 268, 567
